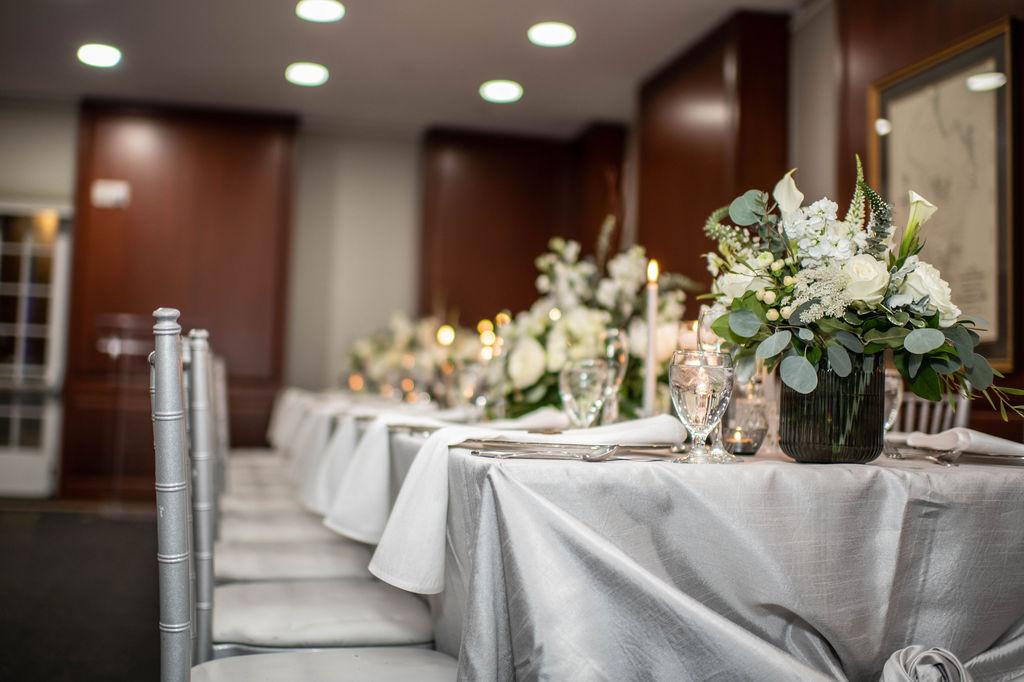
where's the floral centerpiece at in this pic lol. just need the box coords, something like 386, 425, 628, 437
344, 312, 480, 400
703, 158, 1022, 462
491, 232, 697, 418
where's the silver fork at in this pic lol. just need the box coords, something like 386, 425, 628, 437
885, 445, 963, 467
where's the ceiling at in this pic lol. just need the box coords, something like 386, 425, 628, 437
0, 0, 797, 138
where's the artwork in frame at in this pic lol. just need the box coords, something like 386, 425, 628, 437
868, 19, 1015, 371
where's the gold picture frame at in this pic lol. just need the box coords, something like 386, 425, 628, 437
868, 19, 1015, 371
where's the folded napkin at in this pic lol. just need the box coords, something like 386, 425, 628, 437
323, 406, 569, 544
485, 406, 570, 431
289, 401, 352, 495
905, 427, 1024, 457
881, 646, 970, 682
369, 414, 685, 594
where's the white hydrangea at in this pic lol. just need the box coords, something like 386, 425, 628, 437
783, 198, 868, 268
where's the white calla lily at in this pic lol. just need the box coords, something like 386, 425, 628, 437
900, 191, 937, 258
773, 169, 804, 220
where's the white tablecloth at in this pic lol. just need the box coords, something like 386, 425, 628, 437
382, 435, 1024, 681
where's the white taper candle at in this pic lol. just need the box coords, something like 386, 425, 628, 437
643, 259, 659, 416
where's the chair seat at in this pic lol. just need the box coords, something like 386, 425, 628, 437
215, 540, 372, 581
214, 579, 433, 648
192, 647, 457, 681
220, 494, 304, 515
219, 513, 339, 543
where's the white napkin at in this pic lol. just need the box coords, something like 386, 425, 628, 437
289, 401, 351, 495
369, 414, 686, 594
322, 406, 569, 544
905, 427, 1024, 457
881, 646, 970, 682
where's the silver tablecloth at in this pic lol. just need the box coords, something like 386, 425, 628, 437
390, 434, 1024, 681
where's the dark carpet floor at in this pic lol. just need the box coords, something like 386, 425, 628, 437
0, 505, 160, 681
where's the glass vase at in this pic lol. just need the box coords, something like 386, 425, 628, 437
779, 354, 884, 464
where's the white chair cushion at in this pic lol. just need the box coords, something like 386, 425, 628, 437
219, 514, 339, 543
220, 494, 304, 515
192, 648, 456, 681
215, 540, 372, 581
214, 580, 433, 648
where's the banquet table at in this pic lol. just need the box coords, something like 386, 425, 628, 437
378, 433, 1024, 681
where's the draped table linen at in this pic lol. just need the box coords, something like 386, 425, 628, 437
381, 435, 1024, 681
323, 407, 570, 544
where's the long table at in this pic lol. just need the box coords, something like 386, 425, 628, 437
385, 433, 1024, 681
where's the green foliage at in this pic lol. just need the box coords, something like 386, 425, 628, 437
860, 181, 893, 259
780, 355, 818, 393
728, 309, 762, 338
826, 343, 852, 377
756, 330, 792, 359
729, 190, 769, 226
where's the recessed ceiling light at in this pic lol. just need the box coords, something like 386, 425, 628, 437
966, 71, 1006, 92
286, 61, 329, 87
77, 43, 122, 68
479, 80, 523, 104
874, 118, 892, 136
295, 0, 345, 23
528, 21, 576, 48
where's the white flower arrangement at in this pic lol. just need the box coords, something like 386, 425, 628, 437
491, 232, 698, 418
702, 158, 1022, 419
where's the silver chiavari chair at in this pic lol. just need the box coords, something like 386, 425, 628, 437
153, 308, 457, 681
899, 391, 971, 434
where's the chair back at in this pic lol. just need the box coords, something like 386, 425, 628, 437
187, 329, 216, 664
899, 392, 971, 434
211, 355, 230, 499
150, 308, 193, 682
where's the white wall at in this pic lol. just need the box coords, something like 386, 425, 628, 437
0, 99, 77, 205
789, 0, 839, 202
285, 132, 420, 389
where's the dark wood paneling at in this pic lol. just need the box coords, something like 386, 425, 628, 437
836, 1, 1023, 437
419, 125, 626, 324
572, 123, 628, 255
637, 11, 789, 289
62, 102, 295, 499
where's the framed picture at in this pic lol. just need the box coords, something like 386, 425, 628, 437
868, 19, 1015, 371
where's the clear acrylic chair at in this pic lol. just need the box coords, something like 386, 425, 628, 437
159, 309, 450, 667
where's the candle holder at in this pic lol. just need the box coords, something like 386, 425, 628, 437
722, 380, 769, 456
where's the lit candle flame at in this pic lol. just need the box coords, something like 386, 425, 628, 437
647, 259, 660, 283
436, 324, 456, 347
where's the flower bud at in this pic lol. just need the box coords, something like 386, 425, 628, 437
762, 291, 777, 305
766, 308, 780, 322
780, 305, 793, 318
783, 275, 796, 287
771, 259, 785, 272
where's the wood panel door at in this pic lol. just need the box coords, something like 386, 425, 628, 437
62, 102, 294, 499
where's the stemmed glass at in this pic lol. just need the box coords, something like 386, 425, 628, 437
559, 359, 611, 429
696, 306, 732, 461
599, 328, 629, 423
669, 350, 735, 463
883, 369, 905, 458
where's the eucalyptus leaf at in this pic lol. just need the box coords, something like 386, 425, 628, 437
796, 328, 814, 342
904, 328, 946, 354
826, 344, 852, 377
886, 310, 910, 326
780, 355, 818, 394
908, 353, 923, 378
728, 190, 765, 226
843, 311, 862, 326
834, 330, 864, 353
929, 356, 960, 375
728, 309, 762, 338
756, 330, 792, 359
942, 325, 974, 361
788, 301, 816, 325
964, 353, 994, 390
909, 364, 941, 401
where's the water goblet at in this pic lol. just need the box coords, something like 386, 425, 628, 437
883, 368, 905, 458
599, 328, 629, 423
669, 350, 735, 463
559, 359, 611, 429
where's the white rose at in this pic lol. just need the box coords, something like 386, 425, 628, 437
507, 336, 547, 389
545, 324, 567, 373
843, 254, 889, 305
899, 260, 961, 327
717, 267, 772, 304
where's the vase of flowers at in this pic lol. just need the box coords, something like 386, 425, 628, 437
702, 157, 1022, 463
